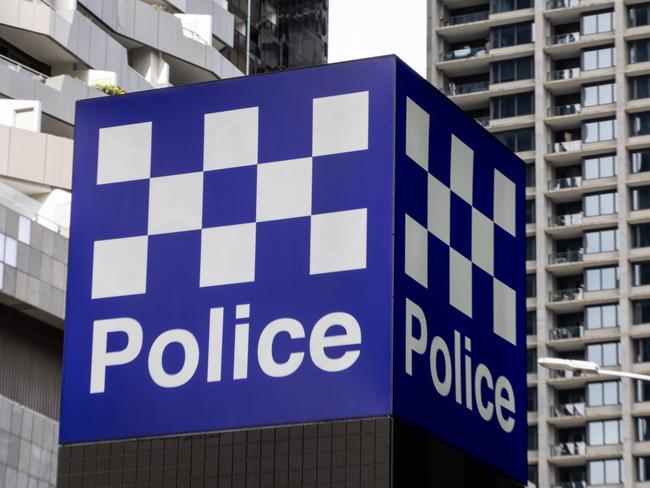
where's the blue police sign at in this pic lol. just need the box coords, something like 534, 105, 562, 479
61, 56, 525, 483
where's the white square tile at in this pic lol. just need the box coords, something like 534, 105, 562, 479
17, 217, 30, 245
406, 97, 429, 171
4, 237, 16, 267
494, 169, 516, 236
148, 172, 203, 235
471, 208, 493, 275
203, 107, 258, 171
450, 248, 472, 318
97, 122, 151, 184
494, 278, 516, 345
92, 236, 148, 299
310, 208, 367, 275
450, 134, 474, 205
405, 214, 428, 288
200, 223, 256, 287
256, 158, 312, 222
428, 174, 450, 244
312, 91, 369, 157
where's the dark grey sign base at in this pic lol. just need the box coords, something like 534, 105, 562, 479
56, 417, 523, 488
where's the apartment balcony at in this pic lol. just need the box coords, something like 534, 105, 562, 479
549, 249, 583, 265
550, 441, 586, 460
549, 403, 587, 428
550, 287, 584, 303
440, 45, 489, 62
548, 103, 581, 117
548, 67, 581, 82
548, 213, 583, 228
474, 115, 490, 127
546, 67, 616, 94
549, 324, 584, 340
442, 11, 489, 26
545, 0, 615, 19
546, 103, 616, 131
548, 140, 582, 154
553, 482, 586, 488
548, 32, 580, 46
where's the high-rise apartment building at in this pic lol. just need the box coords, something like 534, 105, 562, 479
226, 0, 328, 74
0, 1, 243, 486
428, 1, 650, 486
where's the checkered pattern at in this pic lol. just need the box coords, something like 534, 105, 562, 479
403, 97, 518, 346
91, 91, 370, 300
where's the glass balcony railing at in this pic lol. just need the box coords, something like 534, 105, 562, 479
548, 176, 582, 190
548, 213, 583, 227
440, 45, 489, 62
444, 80, 490, 96
550, 402, 586, 417
0, 54, 48, 83
548, 140, 582, 153
549, 287, 584, 302
549, 249, 583, 265
443, 11, 489, 26
548, 103, 581, 117
474, 116, 490, 127
548, 32, 580, 45
549, 324, 584, 340
548, 67, 581, 81
547, 0, 580, 9
554, 482, 586, 488
550, 368, 584, 379
551, 441, 586, 456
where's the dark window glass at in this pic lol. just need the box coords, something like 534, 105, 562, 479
526, 311, 536, 335
634, 262, 650, 286
490, 0, 532, 13
491, 56, 534, 83
526, 273, 536, 298
631, 112, 650, 136
491, 22, 533, 48
528, 465, 538, 486
526, 236, 536, 260
634, 299, 650, 324
525, 199, 535, 223
630, 3, 650, 27
635, 338, 650, 363
632, 186, 650, 210
527, 387, 537, 411
525, 164, 535, 187
527, 426, 538, 450
632, 149, 650, 173
630, 38, 650, 64
495, 128, 535, 152
631, 76, 650, 100
639, 457, 650, 481
638, 379, 650, 402
491, 92, 534, 119
527, 348, 537, 373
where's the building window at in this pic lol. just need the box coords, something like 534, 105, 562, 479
583, 118, 616, 143
583, 82, 616, 106
585, 266, 618, 291
491, 92, 534, 119
491, 22, 533, 48
588, 419, 621, 446
583, 154, 616, 179
582, 45, 615, 70
527, 348, 537, 373
490, 0, 532, 13
634, 299, 650, 324
632, 223, 650, 248
589, 381, 620, 406
586, 342, 620, 366
584, 191, 617, 216
585, 228, 618, 254
525, 199, 536, 223
634, 261, 650, 286
636, 338, 650, 363
639, 456, 650, 482
526, 273, 536, 298
527, 311, 537, 335
631, 112, 650, 136
527, 426, 538, 450
631, 149, 650, 173
630, 38, 650, 64
632, 186, 650, 210
495, 127, 535, 152
582, 10, 613, 34
589, 459, 623, 485
638, 380, 650, 402
630, 75, 650, 100
586, 303, 618, 329
630, 3, 650, 27
525, 164, 535, 187
528, 465, 538, 487
637, 417, 650, 441
491, 56, 534, 83
526, 236, 536, 260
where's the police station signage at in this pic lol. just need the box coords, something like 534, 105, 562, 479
61, 57, 526, 483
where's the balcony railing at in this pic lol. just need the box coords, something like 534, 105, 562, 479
548, 213, 583, 227
551, 441, 586, 456
443, 11, 489, 26
554, 482, 586, 488
474, 116, 490, 127
550, 402, 586, 417
549, 324, 584, 340
0, 54, 48, 83
549, 287, 584, 302
550, 368, 584, 379
548, 32, 580, 45
444, 80, 490, 96
548, 103, 581, 117
548, 176, 582, 190
548, 67, 581, 81
440, 45, 489, 62
549, 249, 583, 264
548, 140, 582, 153
547, 0, 580, 9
